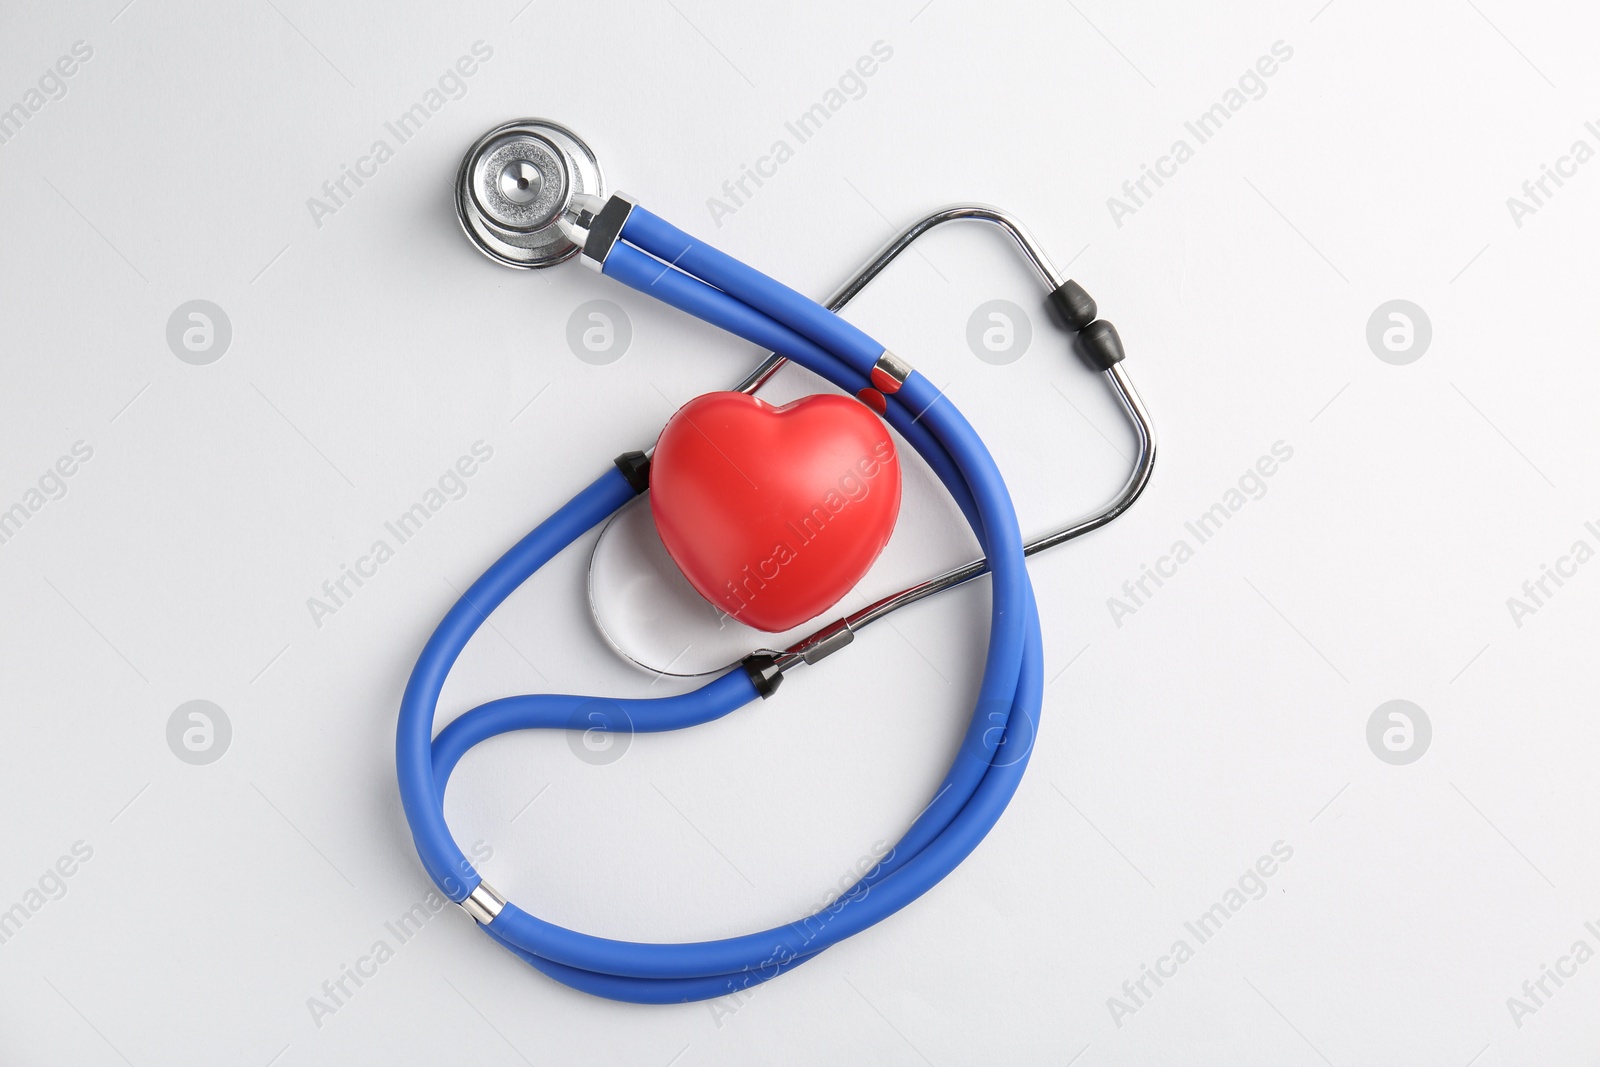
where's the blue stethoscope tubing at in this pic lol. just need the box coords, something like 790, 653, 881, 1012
396, 206, 1043, 1004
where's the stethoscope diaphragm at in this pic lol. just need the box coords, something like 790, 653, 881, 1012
454, 118, 604, 269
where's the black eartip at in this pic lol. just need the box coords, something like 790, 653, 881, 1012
1077, 320, 1126, 370
1048, 280, 1098, 331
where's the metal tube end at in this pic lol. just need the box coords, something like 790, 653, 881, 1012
870, 350, 912, 394
562, 192, 636, 273
458, 881, 507, 925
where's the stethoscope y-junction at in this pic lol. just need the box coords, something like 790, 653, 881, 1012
396, 118, 1156, 1003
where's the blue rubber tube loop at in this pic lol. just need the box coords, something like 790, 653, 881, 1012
397, 467, 641, 898
395, 203, 1044, 1003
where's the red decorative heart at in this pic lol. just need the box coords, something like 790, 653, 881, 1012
650, 391, 902, 633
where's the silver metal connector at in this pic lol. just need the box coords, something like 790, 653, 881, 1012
458, 881, 507, 925
870, 350, 913, 394
563, 192, 636, 272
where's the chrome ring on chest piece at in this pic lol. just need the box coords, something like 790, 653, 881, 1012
454, 118, 606, 269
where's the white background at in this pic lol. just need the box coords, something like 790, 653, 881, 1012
2, 1, 1598, 1064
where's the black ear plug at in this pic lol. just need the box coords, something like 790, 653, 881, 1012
1048, 279, 1098, 330
1045, 279, 1127, 371
1077, 320, 1126, 370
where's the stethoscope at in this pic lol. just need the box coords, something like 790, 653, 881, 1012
396, 118, 1156, 1004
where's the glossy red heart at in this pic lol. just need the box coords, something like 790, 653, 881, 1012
650, 391, 902, 633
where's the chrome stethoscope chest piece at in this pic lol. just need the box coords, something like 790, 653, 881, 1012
454, 118, 605, 269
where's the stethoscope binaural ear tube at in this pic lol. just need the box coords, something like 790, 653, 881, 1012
588, 203, 1154, 677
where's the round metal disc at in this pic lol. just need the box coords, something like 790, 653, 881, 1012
454, 119, 604, 269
